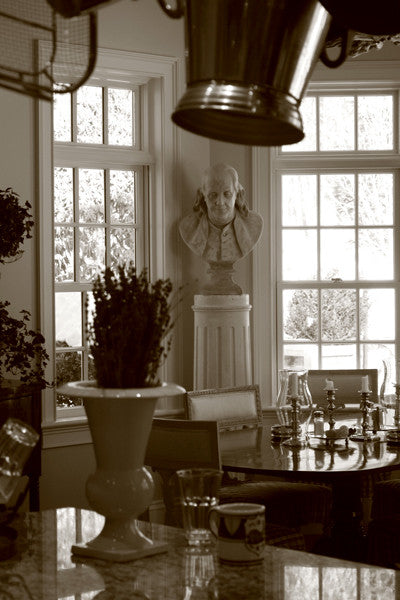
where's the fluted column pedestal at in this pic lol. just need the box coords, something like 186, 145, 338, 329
193, 294, 252, 390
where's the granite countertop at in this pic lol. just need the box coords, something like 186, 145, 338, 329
0, 508, 398, 599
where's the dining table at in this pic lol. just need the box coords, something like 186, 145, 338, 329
219, 420, 400, 561
0, 506, 399, 600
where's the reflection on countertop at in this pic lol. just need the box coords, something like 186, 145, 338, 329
0, 508, 398, 599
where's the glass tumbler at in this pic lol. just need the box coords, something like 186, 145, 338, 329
0, 418, 39, 504
177, 468, 222, 547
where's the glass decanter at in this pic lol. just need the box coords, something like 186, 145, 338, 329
276, 369, 313, 447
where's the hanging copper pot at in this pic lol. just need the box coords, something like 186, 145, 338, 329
158, 0, 333, 146
319, 0, 400, 35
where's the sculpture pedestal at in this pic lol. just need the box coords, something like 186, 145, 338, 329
193, 294, 252, 390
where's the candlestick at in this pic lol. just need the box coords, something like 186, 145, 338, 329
324, 379, 335, 391
325, 387, 337, 432
361, 375, 370, 393
350, 389, 379, 442
289, 372, 298, 397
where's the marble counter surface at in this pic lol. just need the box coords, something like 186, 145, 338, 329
0, 508, 398, 599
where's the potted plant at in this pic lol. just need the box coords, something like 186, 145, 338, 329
0, 188, 49, 388
59, 262, 184, 562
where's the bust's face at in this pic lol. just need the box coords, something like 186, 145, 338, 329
204, 176, 236, 228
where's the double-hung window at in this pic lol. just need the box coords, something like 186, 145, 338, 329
253, 62, 400, 402
38, 49, 180, 437
53, 83, 146, 412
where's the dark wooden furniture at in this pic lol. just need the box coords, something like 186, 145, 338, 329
0, 379, 42, 511
220, 423, 400, 561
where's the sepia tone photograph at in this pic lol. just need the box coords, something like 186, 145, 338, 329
1, 1, 400, 597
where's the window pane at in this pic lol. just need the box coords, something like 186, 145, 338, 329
320, 174, 354, 226
283, 344, 318, 370
283, 289, 318, 341
358, 95, 393, 150
79, 227, 105, 281
55, 226, 74, 282
54, 167, 74, 223
321, 344, 356, 369
319, 96, 354, 151
79, 169, 104, 223
110, 170, 135, 223
55, 292, 82, 347
53, 93, 71, 142
282, 230, 317, 280
110, 228, 135, 268
108, 88, 133, 146
321, 289, 356, 341
358, 173, 393, 226
77, 86, 103, 144
56, 350, 83, 408
320, 229, 355, 280
282, 96, 316, 152
359, 289, 394, 340
282, 175, 317, 226
358, 229, 393, 280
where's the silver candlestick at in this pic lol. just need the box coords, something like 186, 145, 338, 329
350, 390, 379, 442
282, 394, 307, 448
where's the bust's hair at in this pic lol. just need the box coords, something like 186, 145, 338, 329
193, 163, 249, 217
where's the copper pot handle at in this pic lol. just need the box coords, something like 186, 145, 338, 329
156, 0, 185, 18
320, 28, 355, 68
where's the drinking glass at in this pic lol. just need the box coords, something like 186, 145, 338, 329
0, 418, 39, 504
176, 468, 222, 547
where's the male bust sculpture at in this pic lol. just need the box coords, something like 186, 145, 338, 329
179, 163, 263, 294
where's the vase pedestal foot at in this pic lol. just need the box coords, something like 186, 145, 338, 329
71, 519, 169, 562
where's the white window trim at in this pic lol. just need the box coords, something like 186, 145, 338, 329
37, 48, 184, 448
252, 60, 400, 408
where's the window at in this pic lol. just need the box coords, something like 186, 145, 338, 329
252, 62, 400, 404
38, 48, 180, 440
53, 85, 146, 413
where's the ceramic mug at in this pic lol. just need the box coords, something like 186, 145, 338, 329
208, 502, 265, 564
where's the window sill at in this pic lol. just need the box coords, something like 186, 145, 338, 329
42, 407, 185, 449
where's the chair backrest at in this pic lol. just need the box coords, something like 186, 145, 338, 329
185, 385, 262, 431
308, 369, 379, 407
145, 417, 221, 471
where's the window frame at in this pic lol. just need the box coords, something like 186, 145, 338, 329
252, 60, 400, 407
37, 48, 183, 447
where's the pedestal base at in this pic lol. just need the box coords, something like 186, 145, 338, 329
71, 522, 169, 562
193, 294, 252, 390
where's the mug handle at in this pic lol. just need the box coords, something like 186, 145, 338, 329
156, 0, 185, 19
208, 506, 220, 538
320, 28, 355, 69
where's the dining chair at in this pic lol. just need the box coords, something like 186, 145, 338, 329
307, 369, 379, 408
145, 418, 332, 552
185, 385, 262, 431
366, 478, 400, 568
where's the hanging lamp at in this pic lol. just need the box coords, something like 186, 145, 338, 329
0, 0, 97, 101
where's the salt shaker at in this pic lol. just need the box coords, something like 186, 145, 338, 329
313, 410, 325, 436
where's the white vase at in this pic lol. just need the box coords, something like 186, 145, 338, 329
58, 380, 185, 562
